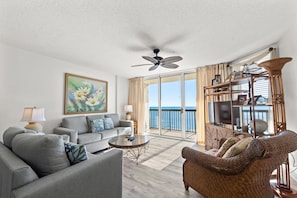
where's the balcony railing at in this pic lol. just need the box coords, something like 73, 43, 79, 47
149, 107, 196, 132
149, 107, 270, 133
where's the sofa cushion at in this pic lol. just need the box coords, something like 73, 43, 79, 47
64, 142, 89, 165
90, 118, 105, 132
222, 137, 253, 158
62, 116, 88, 134
100, 129, 118, 139
103, 118, 114, 130
12, 134, 70, 177
3, 127, 37, 149
78, 133, 102, 145
105, 114, 120, 127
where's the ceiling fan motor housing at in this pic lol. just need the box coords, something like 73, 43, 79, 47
153, 48, 163, 61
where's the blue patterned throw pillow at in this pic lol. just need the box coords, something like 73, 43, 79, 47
103, 118, 114, 130
90, 118, 104, 133
64, 142, 88, 165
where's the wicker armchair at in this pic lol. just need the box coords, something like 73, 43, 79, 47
182, 130, 297, 198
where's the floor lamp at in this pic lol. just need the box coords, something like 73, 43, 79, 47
259, 57, 297, 197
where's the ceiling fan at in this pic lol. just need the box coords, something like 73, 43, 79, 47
131, 49, 183, 71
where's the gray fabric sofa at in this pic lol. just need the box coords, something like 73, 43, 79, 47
0, 127, 123, 198
54, 113, 133, 153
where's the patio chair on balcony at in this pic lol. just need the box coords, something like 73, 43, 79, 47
182, 130, 297, 198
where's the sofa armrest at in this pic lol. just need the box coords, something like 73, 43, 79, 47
12, 149, 123, 198
53, 127, 78, 143
119, 120, 133, 127
182, 147, 255, 175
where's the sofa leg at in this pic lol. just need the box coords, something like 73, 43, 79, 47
184, 182, 189, 191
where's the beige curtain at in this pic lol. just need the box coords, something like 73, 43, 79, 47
196, 63, 231, 145
128, 77, 145, 134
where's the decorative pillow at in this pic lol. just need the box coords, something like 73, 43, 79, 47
103, 117, 114, 130
12, 134, 70, 177
105, 114, 120, 127
89, 118, 104, 132
216, 136, 242, 157
64, 142, 88, 165
86, 115, 105, 131
222, 137, 253, 158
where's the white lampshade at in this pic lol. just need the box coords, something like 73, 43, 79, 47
124, 105, 133, 112
21, 107, 46, 131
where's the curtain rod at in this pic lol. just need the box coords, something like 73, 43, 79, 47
227, 44, 277, 66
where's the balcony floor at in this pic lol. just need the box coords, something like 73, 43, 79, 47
146, 128, 196, 142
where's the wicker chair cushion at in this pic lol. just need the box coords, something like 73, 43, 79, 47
216, 136, 242, 157
222, 137, 253, 158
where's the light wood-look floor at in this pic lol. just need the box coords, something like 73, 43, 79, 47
123, 136, 205, 198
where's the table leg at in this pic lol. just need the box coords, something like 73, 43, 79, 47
124, 144, 149, 164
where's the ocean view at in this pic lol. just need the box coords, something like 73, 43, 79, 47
149, 106, 196, 132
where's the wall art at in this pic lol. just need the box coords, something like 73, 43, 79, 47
64, 73, 108, 114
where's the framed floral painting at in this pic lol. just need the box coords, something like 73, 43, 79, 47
64, 73, 108, 114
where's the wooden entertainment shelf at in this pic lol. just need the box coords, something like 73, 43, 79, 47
204, 72, 270, 150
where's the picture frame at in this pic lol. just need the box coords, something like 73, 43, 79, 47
234, 71, 243, 80
215, 74, 221, 83
64, 73, 108, 114
237, 94, 247, 105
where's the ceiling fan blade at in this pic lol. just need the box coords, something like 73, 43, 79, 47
131, 63, 153, 67
160, 56, 183, 64
142, 56, 158, 64
149, 65, 159, 71
161, 64, 179, 69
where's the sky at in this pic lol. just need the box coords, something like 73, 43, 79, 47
148, 79, 196, 107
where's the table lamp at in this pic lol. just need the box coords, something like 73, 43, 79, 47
124, 105, 133, 120
21, 107, 46, 132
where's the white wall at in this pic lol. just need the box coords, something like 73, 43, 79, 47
278, 21, 297, 180
0, 43, 129, 140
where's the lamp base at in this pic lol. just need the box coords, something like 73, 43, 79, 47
24, 122, 43, 132
126, 113, 131, 120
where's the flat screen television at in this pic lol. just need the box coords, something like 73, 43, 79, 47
208, 101, 240, 125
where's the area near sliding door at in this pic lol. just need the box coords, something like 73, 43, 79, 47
144, 72, 196, 141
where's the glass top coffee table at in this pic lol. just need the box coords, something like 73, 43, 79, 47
108, 135, 150, 164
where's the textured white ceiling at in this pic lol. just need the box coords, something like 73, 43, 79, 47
0, 0, 296, 78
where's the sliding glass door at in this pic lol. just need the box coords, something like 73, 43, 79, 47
160, 75, 182, 137
144, 72, 196, 140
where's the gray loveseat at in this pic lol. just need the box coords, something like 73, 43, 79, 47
0, 127, 123, 198
54, 113, 133, 153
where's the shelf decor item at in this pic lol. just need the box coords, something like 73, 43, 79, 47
248, 119, 268, 135
259, 57, 295, 197
234, 71, 243, 80
237, 95, 247, 105
215, 74, 221, 83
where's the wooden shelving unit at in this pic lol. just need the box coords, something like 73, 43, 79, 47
204, 72, 270, 150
